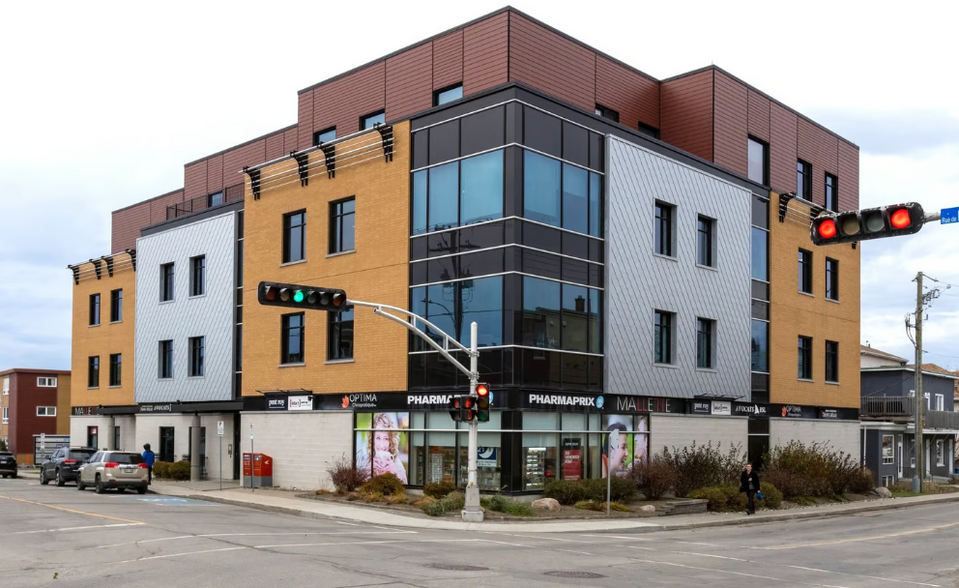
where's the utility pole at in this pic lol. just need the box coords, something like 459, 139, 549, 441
463, 322, 483, 523
913, 272, 924, 494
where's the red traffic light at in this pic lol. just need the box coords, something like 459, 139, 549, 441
890, 208, 911, 229
476, 384, 489, 397
817, 218, 837, 239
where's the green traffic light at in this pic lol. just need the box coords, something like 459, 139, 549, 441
293, 290, 305, 303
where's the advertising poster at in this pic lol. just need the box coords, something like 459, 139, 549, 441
601, 414, 633, 478
562, 438, 582, 481
633, 415, 649, 467
355, 412, 410, 484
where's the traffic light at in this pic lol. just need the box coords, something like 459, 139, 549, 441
459, 395, 476, 422
257, 281, 347, 311
448, 395, 463, 422
475, 384, 490, 423
810, 202, 926, 246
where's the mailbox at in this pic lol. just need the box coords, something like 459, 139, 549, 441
242, 453, 273, 488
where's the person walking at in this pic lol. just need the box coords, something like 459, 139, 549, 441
740, 462, 760, 515
142, 444, 156, 485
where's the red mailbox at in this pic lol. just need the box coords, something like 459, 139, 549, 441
242, 453, 273, 488
242, 453, 252, 477
253, 453, 273, 477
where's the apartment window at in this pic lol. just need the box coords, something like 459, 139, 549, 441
329, 198, 356, 254
637, 122, 660, 139
89, 293, 100, 326
935, 394, 944, 411
882, 435, 894, 465
697, 215, 715, 267
2, 376, 7, 395
936, 440, 944, 466
313, 127, 336, 145
798, 336, 812, 379
37, 377, 57, 387
189, 337, 204, 377
825, 173, 838, 211
1, 407, 7, 424
797, 160, 812, 201
825, 258, 839, 301
159, 340, 173, 379
360, 110, 385, 129
655, 201, 674, 256
696, 318, 715, 369
110, 289, 123, 322
207, 191, 223, 207
160, 263, 175, 302
328, 308, 354, 360
825, 341, 839, 383
747, 137, 769, 185
283, 210, 306, 263
88, 356, 100, 388
36, 406, 56, 417
798, 249, 813, 294
282, 313, 305, 364
654, 310, 674, 364
434, 84, 463, 106
594, 104, 619, 123
109, 353, 122, 387
190, 255, 206, 296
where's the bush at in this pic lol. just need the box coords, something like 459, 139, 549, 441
422, 491, 465, 517
360, 473, 405, 497
480, 495, 536, 516
166, 460, 191, 481
845, 467, 877, 495
628, 455, 679, 500
573, 500, 632, 513
688, 484, 747, 512
153, 461, 172, 479
544, 480, 589, 505
763, 441, 865, 499
661, 441, 745, 498
423, 480, 456, 499
757, 482, 783, 509
326, 454, 367, 494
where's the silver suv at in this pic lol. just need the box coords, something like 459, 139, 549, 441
77, 451, 148, 494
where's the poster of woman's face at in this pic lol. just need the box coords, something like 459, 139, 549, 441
355, 412, 410, 484
601, 415, 633, 478
633, 415, 649, 467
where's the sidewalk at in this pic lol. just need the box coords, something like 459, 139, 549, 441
148, 479, 959, 534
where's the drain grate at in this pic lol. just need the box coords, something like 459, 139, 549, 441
544, 571, 606, 579
426, 564, 489, 572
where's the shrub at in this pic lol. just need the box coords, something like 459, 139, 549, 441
423, 480, 456, 499
360, 473, 405, 497
0, 438, 7, 451
412, 495, 436, 509
846, 467, 877, 495
757, 482, 783, 509
687, 484, 747, 512
628, 455, 678, 500
661, 441, 745, 498
422, 491, 465, 517
573, 500, 632, 513
544, 480, 589, 505
168, 460, 191, 481
480, 495, 536, 516
153, 461, 172, 479
763, 441, 864, 499
545, 477, 636, 504
326, 454, 367, 494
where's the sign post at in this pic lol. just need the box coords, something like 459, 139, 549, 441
217, 421, 224, 491
249, 423, 255, 492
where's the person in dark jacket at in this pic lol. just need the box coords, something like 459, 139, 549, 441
739, 462, 760, 515
142, 444, 156, 484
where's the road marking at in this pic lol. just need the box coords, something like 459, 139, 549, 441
766, 521, 959, 550
3, 523, 142, 536
579, 534, 654, 541
96, 530, 415, 549
112, 547, 247, 564
254, 538, 492, 549
0, 494, 144, 525
670, 550, 749, 562
783, 566, 942, 588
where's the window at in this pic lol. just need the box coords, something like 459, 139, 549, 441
207, 191, 223, 207
751, 227, 768, 281
798, 249, 812, 294
797, 160, 812, 201
825, 341, 838, 383
110, 289, 123, 322
798, 336, 812, 379
160, 263, 175, 302
637, 122, 660, 139
513, 150, 601, 237
36, 406, 56, 417
88, 356, 99, 388
36, 377, 57, 387
825, 173, 838, 211
594, 104, 619, 123
1, 407, 7, 424
159, 340, 173, 379
461, 151, 505, 226
882, 435, 894, 465
751, 320, 768, 372
313, 127, 336, 145
747, 137, 769, 185
89, 293, 100, 326
655, 201, 674, 256
328, 308, 354, 360
935, 394, 944, 411
413, 276, 505, 349
282, 313, 305, 364
189, 337, 204, 377
109, 353, 122, 387
283, 210, 306, 263
360, 110, 385, 129
697, 318, 715, 369
329, 198, 355, 254
413, 150, 508, 235
190, 256, 206, 296
654, 310, 674, 364
697, 215, 715, 267
524, 151, 561, 227
936, 440, 944, 466
2, 376, 7, 395
434, 84, 463, 106
825, 258, 839, 301
159, 427, 175, 463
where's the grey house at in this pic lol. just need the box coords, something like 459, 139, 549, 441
860, 345, 959, 486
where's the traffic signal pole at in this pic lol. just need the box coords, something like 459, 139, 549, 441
913, 272, 925, 494
464, 321, 483, 523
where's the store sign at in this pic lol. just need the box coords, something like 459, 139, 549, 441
477, 447, 498, 468
527, 393, 602, 409
266, 397, 288, 411
711, 401, 732, 416
72, 406, 100, 416
139, 403, 173, 413
288, 396, 313, 411
732, 403, 769, 417
691, 401, 711, 415
781, 405, 803, 418
614, 396, 677, 414
819, 408, 839, 420
341, 393, 378, 409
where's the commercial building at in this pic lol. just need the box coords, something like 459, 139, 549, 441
73, 7, 861, 491
0, 368, 71, 464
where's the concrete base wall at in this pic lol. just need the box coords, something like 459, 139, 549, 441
650, 414, 749, 456
135, 413, 236, 481
70, 416, 114, 450
769, 419, 860, 457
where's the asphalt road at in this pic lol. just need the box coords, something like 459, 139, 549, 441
2, 476, 958, 588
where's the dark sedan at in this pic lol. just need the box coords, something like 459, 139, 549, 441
0, 451, 16, 478
40, 447, 96, 486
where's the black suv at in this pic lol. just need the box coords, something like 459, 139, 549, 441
40, 447, 96, 486
0, 451, 16, 478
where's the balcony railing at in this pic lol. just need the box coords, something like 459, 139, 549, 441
166, 183, 244, 221
861, 395, 959, 429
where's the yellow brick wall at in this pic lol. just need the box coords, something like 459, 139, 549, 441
243, 121, 411, 397
71, 253, 137, 408
56, 374, 71, 434
769, 194, 861, 408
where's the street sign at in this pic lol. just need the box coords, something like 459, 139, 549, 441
217, 421, 224, 437
941, 207, 959, 224
249, 423, 254, 439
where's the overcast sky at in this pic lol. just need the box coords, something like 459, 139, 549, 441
2, 0, 957, 373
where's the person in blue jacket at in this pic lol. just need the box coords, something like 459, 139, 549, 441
142, 443, 156, 484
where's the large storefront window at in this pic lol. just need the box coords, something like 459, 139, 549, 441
412, 150, 505, 235
411, 276, 503, 348
522, 412, 559, 491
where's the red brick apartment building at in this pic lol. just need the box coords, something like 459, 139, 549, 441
1, 369, 71, 464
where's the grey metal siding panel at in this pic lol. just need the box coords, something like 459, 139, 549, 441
605, 136, 752, 400
135, 212, 236, 403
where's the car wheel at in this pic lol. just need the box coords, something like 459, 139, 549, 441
77, 477, 85, 491
10, 473, 16, 479
39, 470, 48, 485
137, 485, 147, 495
56, 469, 65, 487
1, 474, 6, 479
94, 475, 105, 494
117, 487, 125, 493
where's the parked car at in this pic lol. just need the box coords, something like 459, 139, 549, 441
0, 451, 16, 478
76, 451, 148, 494
40, 447, 96, 486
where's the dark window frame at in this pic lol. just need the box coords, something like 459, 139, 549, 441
697, 215, 715, 267
825, 257, 839, 301
697, 318, 715, 369
159, 340, 173, 379
109, 353, 121, 387
89, 293, 101, 326
637, 121, 660, 139
655, 201, 674, 257
797, 160, 812, 201
798, 249, 813, 294
327, 308, 355, 360
825, 340, 839, 383
189, 336, 205, 377
747, 136, 769, 185
207, 191, 223, 208
160, 263, 175, 302
798, 336, 813, 380
594, 104, 619, 123
329, 197, 356, 254
654, 310, 674, 364
281, 313, 305, 364
88, 356, 99, 388
313, 127, 336, 145
360, 110, 385, 130
825, 173, 838, 211
190, 255, 206, 297
283, 210, 306, 264
433, 83, 464, 106
110, 289, 123, 322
